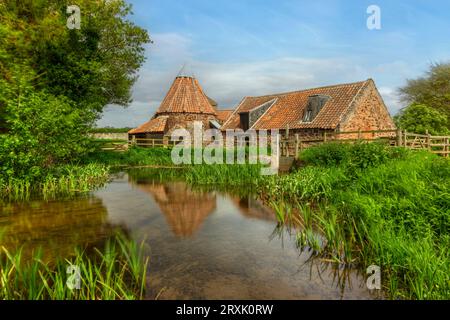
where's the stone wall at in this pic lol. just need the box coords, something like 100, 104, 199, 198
163, 113, 218, 137
339, 81, 396, 139
92, 133, 128, 140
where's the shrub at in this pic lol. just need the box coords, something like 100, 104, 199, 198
300, 142, 351, 167
0, 90, 95, 181
300, 141, 406, 170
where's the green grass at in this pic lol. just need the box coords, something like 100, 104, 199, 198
3, 142, 448, 299
0, 233, 148, 300
263, 142, 450, 299
90, 127, 133, 133
83, 147, 174, 167
86, 146, 267, 187
0, 164, 110, 200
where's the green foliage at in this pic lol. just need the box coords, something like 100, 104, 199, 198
84, 147, 174, 167
300, 141, 395, 170
0, 0, 149, 185
183, 164, 263, 186
264, 144, 450, 299
0, 233, 149, 300
264, 166, 347, 201
0, 89, 96, 179
394, 103, 449, 135
399, 62, 450, 129
0, 0, 150, 113
91, 127, 133, 133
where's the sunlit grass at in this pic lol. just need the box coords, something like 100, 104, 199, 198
0, 233, 148, 300
264, 143, 450, 299
0, 164, 109, 200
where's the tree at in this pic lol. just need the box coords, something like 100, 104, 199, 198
0, 0, 151, 179
0, 0, 150, 126
394, 103, 449, 135
399, 62, 450, 129
0, 87, 95, 179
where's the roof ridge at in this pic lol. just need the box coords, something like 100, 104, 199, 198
246, 79, 370, 99
221, 97, 248, 128
156, 75, 216, 115
250, 98, 279, 129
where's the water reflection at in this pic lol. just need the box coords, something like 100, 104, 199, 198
233, 196, 276, 222
135, 182, 216, 238
0, 196, 128, 260
0, 172, 377, 299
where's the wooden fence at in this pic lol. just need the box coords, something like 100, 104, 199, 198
100, 130, 449, 158
129, 137, 178, 148
401, 131, 450, 157
280, 129, 449, 158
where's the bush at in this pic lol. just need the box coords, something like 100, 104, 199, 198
0, 90, 95, 181
300, 142, 351, 167
394, 103, 449, 135
300, 141, 406, 170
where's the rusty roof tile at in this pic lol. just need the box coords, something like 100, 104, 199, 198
222, 80, 370, 131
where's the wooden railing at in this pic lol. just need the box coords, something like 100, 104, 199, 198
402, 131, 449, 157
100, 130, 449, 158
280, 129, 449, 158
129, 137, 178, 148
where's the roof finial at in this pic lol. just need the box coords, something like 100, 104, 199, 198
177, 63, 195, 78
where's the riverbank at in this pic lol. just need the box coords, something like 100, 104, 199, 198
0, 164, 110, 200
1, 143, 448, 299
86, 143, 449, 299
261, 143, 449, 299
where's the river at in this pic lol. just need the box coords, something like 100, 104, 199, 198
0, 170, 376, 299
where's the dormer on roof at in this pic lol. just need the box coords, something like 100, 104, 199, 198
302, 94, 330, 123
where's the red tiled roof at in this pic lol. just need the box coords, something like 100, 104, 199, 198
128, 116, 168, 134
222, 80, 370, 130
156, 76, 217, 115
216, 109, 233, 123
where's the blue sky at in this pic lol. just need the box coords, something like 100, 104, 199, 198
98, 0, 450, 127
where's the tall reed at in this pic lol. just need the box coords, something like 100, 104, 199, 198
0, 164, 109, 200
265, 143, 450, 299
0, 233, 149, 300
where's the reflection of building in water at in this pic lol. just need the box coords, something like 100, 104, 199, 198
135, 182, 216, 238
0, 196, 127, 261
232, 197, 276, 222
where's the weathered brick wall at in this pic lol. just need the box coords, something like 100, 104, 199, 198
339, 81, 396, 139
163, 113, 217, 138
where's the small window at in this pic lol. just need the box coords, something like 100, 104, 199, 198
239, 112, 250, 131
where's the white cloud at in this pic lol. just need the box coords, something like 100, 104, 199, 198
96, 101, 160, 128
378, 87, 405, 116
97, 32, 409, 127
150, 33, 193, 64
192, 58, 366, 107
